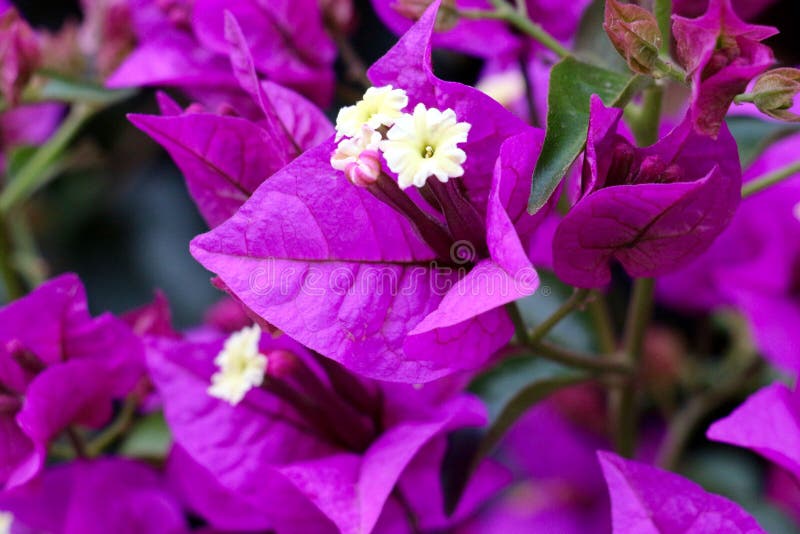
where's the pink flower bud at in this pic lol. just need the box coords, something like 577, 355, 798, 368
319, 0, 355, 34
604, 0, 661, 76
71, 0, 137, 79
345, 149, 382, 188
390, 0, 458, 31
750, 68, 800, 122
157, 0, 193, 30
0, 8, 40, 106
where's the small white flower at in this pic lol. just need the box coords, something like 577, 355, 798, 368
476, 70, 526, 108
330, 125, 382, 172
381, 103, 471, 189
208, 325, 268, 406
335, 85, 409, 140
0, 513, 12, 534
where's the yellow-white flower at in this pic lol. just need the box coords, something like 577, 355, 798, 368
208, 325, 268, 405
381, 103, 471, 189
335, 85, 408, 140
476, 70, 526, 108
0, 513, 11, 534
330, 125, 382, 172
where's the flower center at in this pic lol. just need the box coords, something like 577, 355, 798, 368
207, 325, 268, 406
381, 103, 471, 189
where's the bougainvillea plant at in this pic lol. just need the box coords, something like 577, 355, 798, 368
2, 0, 800, 531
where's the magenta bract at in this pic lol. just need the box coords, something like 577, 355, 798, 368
190, 2, 545, 383
0, 274, 143, 489
552, 96, 741, 288
673, 0, 777, 136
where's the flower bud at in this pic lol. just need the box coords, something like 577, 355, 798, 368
391, 0, 458, 32
80, 0, 136, 78
345, 149, 382, 188
0, 8, 40, 106
157, 0, 193, 30
604, 0, 662, 75
641, 326, 685, 395
749, 68, 800, 122
319, 0, 355, 34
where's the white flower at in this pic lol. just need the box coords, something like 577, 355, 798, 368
476, 70, 526, 108
381, 103, 471, 189
0, 513, 12, 534
335, 85, 408, 140
208, 325, 268, 405
330, 125, 382, 171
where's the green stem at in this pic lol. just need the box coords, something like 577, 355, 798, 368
529, 288, 590, 344
87, 394, 139, 456
742, 160, 800, 198
654, 0, 672, 55
0, 104, 95, 213
631, 86, 664, 146
653, 57, 687, 83
65, 426, 88, 458
459, 6, 571, 58
0, 215, 24, 300
613, 277, 655, 457
532, 341, 630, 374
6, 210, 46, 287
506, 302, 531, 346
656, 355, 762, 470
588, 291, 617, 354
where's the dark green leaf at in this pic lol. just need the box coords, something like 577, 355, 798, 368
528, 58, 646, 214
470, 355, 577, 420
726, 115, 800, 168
443, 356, 587, 513
476, 373, 588, 461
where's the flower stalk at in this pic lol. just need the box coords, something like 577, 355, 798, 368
741, 160, 800, 198
0, 103, 95, 213
0, 215, 24, 300
528, 288, 590, 344
613, 277, 655, 457
458, 3, 571, 59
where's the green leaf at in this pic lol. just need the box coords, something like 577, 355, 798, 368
37, 73, 134, 106
528, 58, 646, 214
726, 115, 800, 168
442, 356, 587, 513
470, 355, 578, 420
6, 146, 38, 178
118, 411, 172, 459
476, 372, 587, 461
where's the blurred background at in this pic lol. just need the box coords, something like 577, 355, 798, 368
2, 1, 800, 531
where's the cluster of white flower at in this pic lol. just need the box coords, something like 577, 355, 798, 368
330, 85, 471, 190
